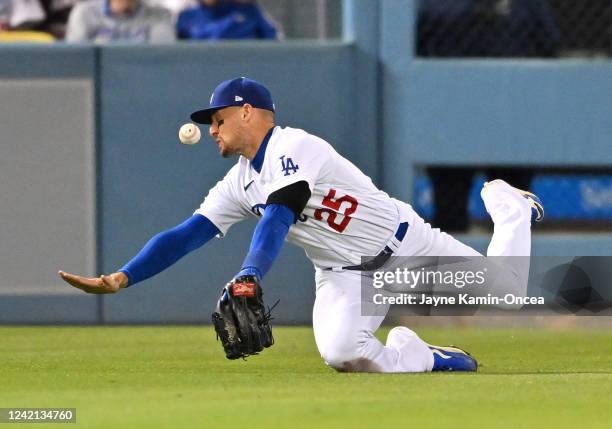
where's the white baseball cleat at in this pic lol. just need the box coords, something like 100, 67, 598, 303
484, 180, 545, 222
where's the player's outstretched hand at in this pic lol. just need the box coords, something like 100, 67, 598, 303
58, 271, 128, 294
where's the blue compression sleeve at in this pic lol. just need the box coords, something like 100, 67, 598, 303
119, 214, 220, 287
239, 204, 294, 280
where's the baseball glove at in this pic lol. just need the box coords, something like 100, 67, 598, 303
212, 275, 275, 360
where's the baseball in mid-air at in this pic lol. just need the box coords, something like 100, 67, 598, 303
178, 123, 201, 145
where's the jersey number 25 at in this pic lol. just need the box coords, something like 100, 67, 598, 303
314, 189, 358, 233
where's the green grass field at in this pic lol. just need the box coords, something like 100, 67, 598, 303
1, 326, 611, 429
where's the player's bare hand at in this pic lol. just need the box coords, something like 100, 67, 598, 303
58, 270, 128, 294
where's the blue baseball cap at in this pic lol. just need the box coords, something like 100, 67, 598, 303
190, 77, 275, 124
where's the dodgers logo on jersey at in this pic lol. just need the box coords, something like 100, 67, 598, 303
279, 155, 299, 176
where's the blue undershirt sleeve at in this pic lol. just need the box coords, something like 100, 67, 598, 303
239, 204, 294, 280
118, 214, 220, 287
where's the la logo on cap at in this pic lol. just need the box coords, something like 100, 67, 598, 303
235, 95, 244, 102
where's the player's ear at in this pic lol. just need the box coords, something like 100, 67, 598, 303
241, 104, 253, 122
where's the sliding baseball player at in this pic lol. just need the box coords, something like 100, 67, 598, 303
59, 77, 543, 372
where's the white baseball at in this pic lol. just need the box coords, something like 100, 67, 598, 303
179, 123, 201, 145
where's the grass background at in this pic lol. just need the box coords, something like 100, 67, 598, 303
1, 326, 611, 428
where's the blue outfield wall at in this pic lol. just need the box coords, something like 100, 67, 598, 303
1, 0, 612, 324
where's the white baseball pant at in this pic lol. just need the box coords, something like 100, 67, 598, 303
312, 180, 533, 372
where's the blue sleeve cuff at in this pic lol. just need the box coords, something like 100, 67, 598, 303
236, 266, 263, 281
118, 268, 133, 287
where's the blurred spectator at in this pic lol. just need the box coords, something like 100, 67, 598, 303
418, 0, 561, 57
36, 0, 81, 39
0, 0, 9, 30
66, 0, 175, 42
0, 0, 46, 31
177, 0, 278, 40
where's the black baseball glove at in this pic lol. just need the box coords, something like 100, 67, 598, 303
212, 275, 275, 360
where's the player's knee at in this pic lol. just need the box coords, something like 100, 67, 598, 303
319, 344, 358, 369
318, 331, 380, 372
321, 350, 381, 372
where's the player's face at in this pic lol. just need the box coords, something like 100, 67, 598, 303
209, 107, 245, 158
109, 0, 138, 16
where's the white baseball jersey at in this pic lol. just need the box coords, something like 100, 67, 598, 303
195, 126, 409, 269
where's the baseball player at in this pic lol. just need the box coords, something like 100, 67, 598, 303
59, 77, 544, 373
